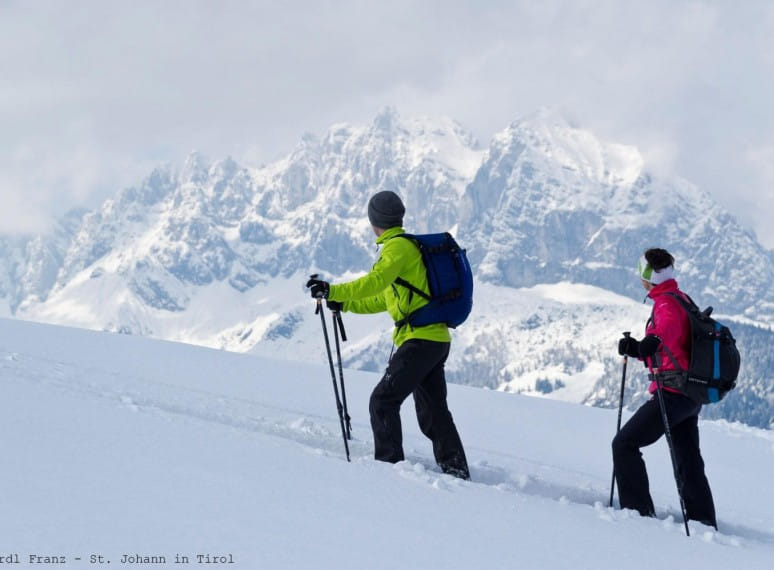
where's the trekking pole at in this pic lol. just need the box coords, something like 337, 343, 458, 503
331, 308, 352, 439
315, 298, 351, 462
654, 375, 690, 537
609, 331, 630, 508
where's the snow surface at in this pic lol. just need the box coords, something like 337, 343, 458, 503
2, 317, 774, 569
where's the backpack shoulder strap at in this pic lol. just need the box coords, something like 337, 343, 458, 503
658, 291, 699, 373
659, 342, 684, 372
664, 291, 699, 312
394, 277, 431, 300
390, 234, 432, 301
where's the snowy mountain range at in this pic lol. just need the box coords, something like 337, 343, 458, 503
1, 108, 772, 428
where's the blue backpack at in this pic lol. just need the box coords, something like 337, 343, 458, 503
392, 232, 473, 329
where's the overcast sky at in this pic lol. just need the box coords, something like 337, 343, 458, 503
2, 0, 773, 247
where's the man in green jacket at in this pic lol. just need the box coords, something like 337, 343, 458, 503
306, 190, 470, 479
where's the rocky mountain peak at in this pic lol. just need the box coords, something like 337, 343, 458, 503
1, 109, 772, 428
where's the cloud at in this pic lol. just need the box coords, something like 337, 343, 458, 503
1, 0, 773, 247
743, 145, 774, 246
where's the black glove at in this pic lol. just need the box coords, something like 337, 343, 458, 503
638, 335, 662, 358
306, 275, 330, 299
618, 336, 640, 357
326, 299, 343, 312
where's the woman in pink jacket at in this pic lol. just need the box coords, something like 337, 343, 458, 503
612, 248, 716, 528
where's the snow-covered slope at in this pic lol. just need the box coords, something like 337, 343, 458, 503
2, 318, 774, 569
2, 109, 773, 428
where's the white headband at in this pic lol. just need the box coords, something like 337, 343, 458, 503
637, 255, 675, 285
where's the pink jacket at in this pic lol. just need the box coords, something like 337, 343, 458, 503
644, 279, 691, 394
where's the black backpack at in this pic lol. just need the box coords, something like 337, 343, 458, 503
656, 292, 740, 404
391, 232, 473, 329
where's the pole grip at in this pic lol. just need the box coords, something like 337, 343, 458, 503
622, 331, 631, 364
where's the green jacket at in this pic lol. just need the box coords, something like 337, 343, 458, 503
327, 226, 451, 347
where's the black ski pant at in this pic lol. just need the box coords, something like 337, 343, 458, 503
369, 339, 469, 479
612, 390, 716, 527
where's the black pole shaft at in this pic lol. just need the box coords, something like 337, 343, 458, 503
609, 331, 631, 508
332, 310, 351, 440
317, 300, 350, 462
655, 379, 690, 536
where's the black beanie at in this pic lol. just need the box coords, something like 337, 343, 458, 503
367, 191, 405, 229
